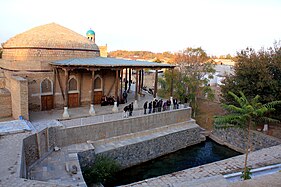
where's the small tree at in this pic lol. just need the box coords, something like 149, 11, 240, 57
83, 155, 120, 185
214, 91, 281, 180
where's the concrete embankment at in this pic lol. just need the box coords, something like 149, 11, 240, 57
22, 108, 203, 186
79, 119, 203, 169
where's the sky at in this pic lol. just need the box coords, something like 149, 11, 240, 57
1, 0, 281, 56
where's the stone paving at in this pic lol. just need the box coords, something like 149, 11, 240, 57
0, 132, 69, 187
0, 120, 32, 135
29, 143, 93, 186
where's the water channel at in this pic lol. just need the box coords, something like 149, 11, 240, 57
104, 138, 241, 187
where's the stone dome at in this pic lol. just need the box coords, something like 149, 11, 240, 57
3, 23, 99, 50
1, 23, 100, 65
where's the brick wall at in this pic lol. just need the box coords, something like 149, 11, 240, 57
99, 45, 108, 57
9, 76, 29, 120
2, 48, 99, 62
0, 88, 12, 118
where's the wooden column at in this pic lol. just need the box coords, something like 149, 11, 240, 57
91, 70, 95, 104
120, 69, 123, 99
141, 69, 144, 90
64, 69, 69, 107
79, 72, 83, 106
115, 69, 119, 100
125, 68, 128, 91
153, 69, 158, 98
135, 69, 139, 100
128, 68, 131, 92
53, 67, 57, 108
170, 69, 174, 97
138, 70, 141, 92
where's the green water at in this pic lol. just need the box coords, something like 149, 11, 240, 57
104, 138, 241, 186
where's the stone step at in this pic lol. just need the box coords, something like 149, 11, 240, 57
93, 119, 199, 153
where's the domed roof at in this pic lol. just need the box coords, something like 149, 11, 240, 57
86, 29, 95, 36
3, 23, 99, 50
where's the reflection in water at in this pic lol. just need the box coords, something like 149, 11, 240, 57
104, 138, 240, 187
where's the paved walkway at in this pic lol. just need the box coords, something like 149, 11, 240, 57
29, 143, 92, 187
30, 91, 154, 123
29, 91, 156, 132
0, 120, 32, 135
0, 132, 69, 187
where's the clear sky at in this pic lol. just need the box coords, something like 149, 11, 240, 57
1, 0, 281, 56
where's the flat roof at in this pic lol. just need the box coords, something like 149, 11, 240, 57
50, 57, 175, 69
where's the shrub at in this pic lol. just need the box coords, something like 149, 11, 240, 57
83, 155, 120, 185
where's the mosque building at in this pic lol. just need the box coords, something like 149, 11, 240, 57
0, 23, 174, 120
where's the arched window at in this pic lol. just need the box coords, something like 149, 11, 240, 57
41, 78, 53, 95
94, 75, 102, 91
69, 77, 78, 91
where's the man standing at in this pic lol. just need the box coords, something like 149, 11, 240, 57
143, 101, 148, 114
123, 90, 128, 103
129, 102, 134, 116
148, 101, 152, 114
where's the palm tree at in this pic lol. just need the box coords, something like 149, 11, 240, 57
214, 91, 281, 180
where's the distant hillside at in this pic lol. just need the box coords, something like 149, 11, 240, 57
108, 50, 175, 63
108, 50, 235, 65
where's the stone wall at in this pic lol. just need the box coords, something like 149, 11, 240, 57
9, 76, 29, 120
23, 134, 39, 168
210, 128, 281, 153
0, 88, 12, 118
95, 126, 201, 169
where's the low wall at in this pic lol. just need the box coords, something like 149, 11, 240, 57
49, 108, 191, 148
210, 128, 281, 153
78, 124, 201, 170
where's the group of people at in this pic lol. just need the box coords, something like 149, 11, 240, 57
122, 95, 180, 118
143, 98, 179, 115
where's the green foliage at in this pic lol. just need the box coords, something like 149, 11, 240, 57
214, 91, 281, 129
83, 155, 120, 185
214, 91, 280, 180
159, 47, 215, 117
221, 42, 281, 119
241, 167, 252, 180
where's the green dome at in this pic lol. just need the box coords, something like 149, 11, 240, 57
86, 29, 95, 36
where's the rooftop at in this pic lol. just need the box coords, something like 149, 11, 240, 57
51, 57, 175, 69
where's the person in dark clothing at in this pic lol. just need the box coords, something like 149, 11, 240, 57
152, 99, 157, 113
123, 90, 128, 103
174, 98, 178, 109
166, 99, 171, 110
163, 101, 167, 111
123, 105, 129, 118
148, 101, 152, 114
158, 99, 162, 112
129, 102, 134, 116
143, 101, 148, 114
